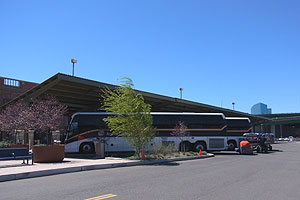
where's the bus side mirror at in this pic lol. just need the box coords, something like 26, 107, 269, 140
98, 130, 105, 136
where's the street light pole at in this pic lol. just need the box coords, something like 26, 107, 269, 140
179, 88, 183, 99
232, 102, 235, 110
71, 58, 77, 76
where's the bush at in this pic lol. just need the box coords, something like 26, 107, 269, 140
0, 140, 14, 147
126, 143, 207, 160
150, 143, 176, 156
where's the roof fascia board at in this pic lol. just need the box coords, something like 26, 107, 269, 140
57, 73, 115, 90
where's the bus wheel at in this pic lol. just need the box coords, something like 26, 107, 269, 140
80, 142, 95, 154
227, 141, 236, 151
194, 142, 206, 152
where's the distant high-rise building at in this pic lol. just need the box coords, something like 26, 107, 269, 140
251, 103, 272, 114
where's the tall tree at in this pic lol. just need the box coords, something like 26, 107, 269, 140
101, 78, 155, 157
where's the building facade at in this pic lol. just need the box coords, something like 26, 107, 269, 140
0, 77, 38, 106
251, 103, 272, 115
256, 113, 300, 138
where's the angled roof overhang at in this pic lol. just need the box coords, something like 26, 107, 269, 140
1, 73, 268, 124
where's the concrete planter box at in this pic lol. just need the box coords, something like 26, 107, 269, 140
32, 144, 65, 163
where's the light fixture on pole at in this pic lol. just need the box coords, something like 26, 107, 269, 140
232, 102, 235, 110
71, 58, 77, 76
179, 88, 183, 99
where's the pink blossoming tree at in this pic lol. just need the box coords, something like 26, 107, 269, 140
171, 121, 190, 152
0, 96, 68, 144
0, 101, 27, 133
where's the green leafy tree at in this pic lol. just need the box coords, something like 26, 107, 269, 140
101, 78, 155, 158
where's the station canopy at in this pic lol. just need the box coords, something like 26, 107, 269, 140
2, 73, 267, 124
257, 113, 300, 125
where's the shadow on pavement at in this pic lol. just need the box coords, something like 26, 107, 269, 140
270, 149, 283, 152
212, 152, 241, 156
213, 148, 283, 156
65, 153, 101, 159
256, 150, 283, 154
0, 163, 32, 168
153, 162, 180, 167
37, 160, 72, 164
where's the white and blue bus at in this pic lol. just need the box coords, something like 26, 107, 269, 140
65, 112, 228, 154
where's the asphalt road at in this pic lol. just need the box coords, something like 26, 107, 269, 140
1, 142, 300, 200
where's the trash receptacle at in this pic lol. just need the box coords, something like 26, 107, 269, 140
95, 142, 105, 158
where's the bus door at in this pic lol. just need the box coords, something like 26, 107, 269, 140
65, 121, 80, 153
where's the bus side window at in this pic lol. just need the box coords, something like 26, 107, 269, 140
69, 122, 78, 137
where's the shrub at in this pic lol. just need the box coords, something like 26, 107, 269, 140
150, 143, 176, 156
0, 140, 14, 147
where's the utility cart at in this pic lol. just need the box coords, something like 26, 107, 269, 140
243, 133, 274, 153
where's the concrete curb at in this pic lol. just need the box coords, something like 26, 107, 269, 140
0, 153, 214, 183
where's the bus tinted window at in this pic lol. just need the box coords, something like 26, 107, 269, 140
72, 115, 108, 133
226, 119, 251, 129
152, 115, 173, 129
152, 114, 225, 129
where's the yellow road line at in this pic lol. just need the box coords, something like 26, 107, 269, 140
84, 194, 117, 200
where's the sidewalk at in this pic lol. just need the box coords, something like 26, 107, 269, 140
0, 154, 214, 182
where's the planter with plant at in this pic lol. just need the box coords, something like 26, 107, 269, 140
29, 97, 67, 163
32, 144, 65, 163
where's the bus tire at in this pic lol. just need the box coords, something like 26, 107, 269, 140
79, 142, 95, 154
194, 142, 207, 152
227, 140, 237, 151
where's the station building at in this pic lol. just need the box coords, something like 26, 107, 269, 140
1, 73, 299, 143
0, 76, 38, 106
255, 113, 300, 138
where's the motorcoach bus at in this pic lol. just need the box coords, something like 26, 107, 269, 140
225, 117, 252, 150
65, 112, 228, 154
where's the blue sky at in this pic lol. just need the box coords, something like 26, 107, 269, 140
1, 0, 300, 114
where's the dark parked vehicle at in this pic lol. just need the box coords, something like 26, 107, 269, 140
243, 133, 274, 153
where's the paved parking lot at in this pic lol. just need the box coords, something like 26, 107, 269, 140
1, 142, 299, 200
